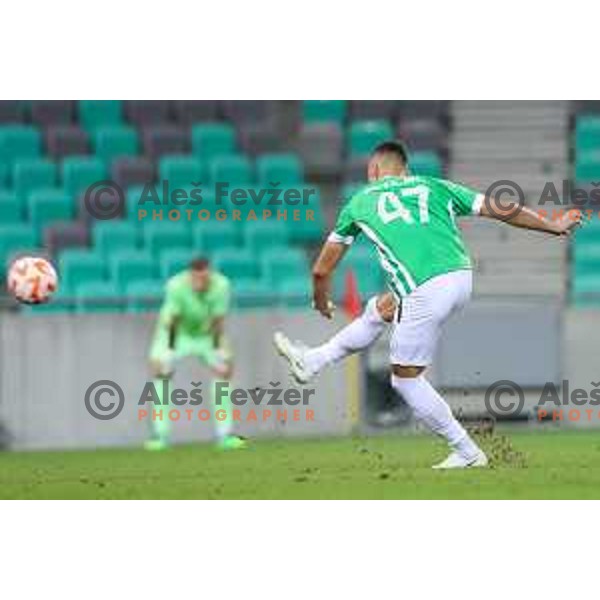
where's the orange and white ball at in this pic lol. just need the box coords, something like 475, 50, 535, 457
7, 256, 58, 304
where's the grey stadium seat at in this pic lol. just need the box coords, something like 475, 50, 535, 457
342, 155, 369, 184
124, 101, 171, 126
397, 100, 449, 122
0, 101, 25, 123
111, 156, 155, 189
398, 119, 447, 152
171, 100, 219, 125
30, 101, 74, 126
350, 100, 398, 121
43, 221, 90, 256
45, 126, 89, 158
297, 123, 343, 178
238, 123, 283, 156
142, 126, 189, 159
221, 100, 276, 126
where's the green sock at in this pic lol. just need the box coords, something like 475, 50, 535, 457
151, 378, 171, 443
212, 379, 233, 440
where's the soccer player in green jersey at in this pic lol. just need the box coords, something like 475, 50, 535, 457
275, 141, 580, 469
146, 257, 246, 451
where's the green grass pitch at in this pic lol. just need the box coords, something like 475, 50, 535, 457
1, 429, 599, 499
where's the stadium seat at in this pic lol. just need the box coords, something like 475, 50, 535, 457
275, 275, 311, 308
191, 123, 236, 159
397, 100, 449, 122
126, 279, 164, 313
0, 101, 24, 124
43, 221, 89, 256
78, 101, 123, 130
244, 222, 289, 254
92, 127, 139, 162
255, 154, 303, 185
398, 119, 447, 152
27, 189, 73, 235
575, 150, 600, 181
237, 124, 282, 157
13, 159, 57, 200
62, 156, 106, 196
59, 249, 106, 293
350, 101, 398, 122
193, 221, 241, 251
125, 101, 170, 126
298, 123, 343, 178
171, 100, 219, 125
45, 126, 89, 159
159, 155, 205, 188
303, 100, 347, 124
0, 126, 41, 163
575, 117, 600, 151
30, 101, 74, 126
111, 156, 155, 189
222, 101, 276, 127
0, 224, 38, 270
75, 281, 124, 313
110, 250, 157, 291
142, 221, 192, 257
286, 190, 326, 244
342, 155, 369, 184
231, 278, 274, 309
142, 125, 189, 159
160, 249, 194, 279
0, 192, 22, 223
261, 248, 309, 286
213, 248, 261, 281
348, 120, 394, 156
92, 220, 139, 256
209, 155, 253, 185
410, 151, 443, 177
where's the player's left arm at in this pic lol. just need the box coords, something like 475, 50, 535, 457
312, 241, 349, 319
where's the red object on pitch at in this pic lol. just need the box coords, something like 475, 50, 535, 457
343, 269, 362, 319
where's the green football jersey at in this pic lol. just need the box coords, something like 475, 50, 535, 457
330, 175, 483, 298
157, 270, 231, 336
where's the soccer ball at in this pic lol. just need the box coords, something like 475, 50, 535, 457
6, 256, 58, 304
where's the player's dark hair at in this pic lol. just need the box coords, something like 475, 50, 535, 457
371, 140, 409, 166
190, 257, 210, 271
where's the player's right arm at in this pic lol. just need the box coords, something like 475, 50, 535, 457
480, 198, 581, 235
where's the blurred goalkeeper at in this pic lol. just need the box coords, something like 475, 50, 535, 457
146, 257, 246, 451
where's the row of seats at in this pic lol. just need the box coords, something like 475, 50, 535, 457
0, 152, 305, 197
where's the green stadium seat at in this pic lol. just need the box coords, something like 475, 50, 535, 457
160, 249, 194, 279
256, 154, 303, 185
232, 278, 274, 309
575, 116, 600, 151
78, 101, 123, 131
244, 222, 289, 254
191, 123, 236, 160
75, 281, 124, 313
575, 150, 600, 181
410, 151, 443, 177
27, 189, 73, 234
126, 279, 164, 313
275, 275, 311, 308
59, 249, 106, 294
92, 220, 139, 255
13, 159, 57, 200
348, 120, 394, 156
159, 155, 205, 188
0, 191, 22, 223
193, 221, 241, 251
62, 156, 107, 197
213, 249, 260, 281
0, 224, 37, 272
303, 100, 347, 124
92, 126, 139, 162
142, 221, 192, 257
0, 162, 9, 188
287, 189, 326, 244
209, 155, 253, 185
110, 250, 157, 291
261, 248, 309, 286
0, 126, 42, 163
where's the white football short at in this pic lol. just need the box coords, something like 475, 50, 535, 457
389, 269, 472, 366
